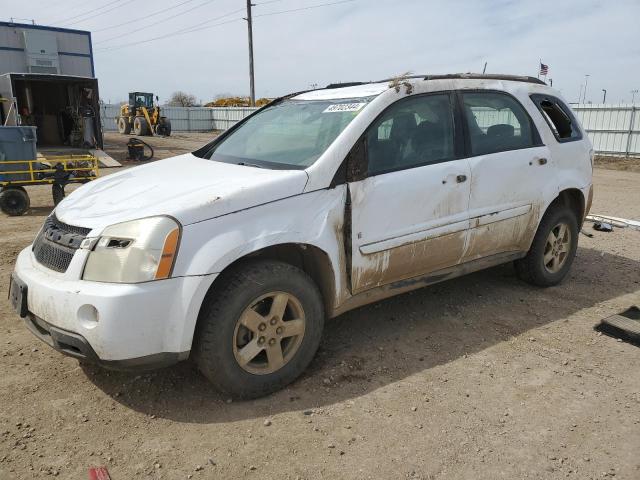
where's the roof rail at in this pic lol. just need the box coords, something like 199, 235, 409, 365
422, 73, 546, 85
325, 82, 367, 89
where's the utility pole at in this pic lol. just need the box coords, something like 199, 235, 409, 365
582, 74, 590, 104
602, 89, 607, 103
245, 0, 256, 107
632, 90, 639, 105
578, 84, 584, 104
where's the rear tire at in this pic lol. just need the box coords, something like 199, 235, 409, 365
0, 187, 30, 216
515, 204, 579, 287
161, 118, 171, 136
193, 260, 325, 399
52, 184, 65, 205
117, 117, 131, 134
133, 116, 149, 136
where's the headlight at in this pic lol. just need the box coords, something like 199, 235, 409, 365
82, 216, 181, 283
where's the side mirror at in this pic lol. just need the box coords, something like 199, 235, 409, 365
155, 96, 159, 101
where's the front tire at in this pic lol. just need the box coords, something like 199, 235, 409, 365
515, 204, 579, 287
133, 116, 149, 136
193, 260, 325, 399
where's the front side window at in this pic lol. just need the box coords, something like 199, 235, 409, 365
462, 92, 538, 156
208, 98, 373, 169
530, 94, 582, 142
366, 94, 455, 175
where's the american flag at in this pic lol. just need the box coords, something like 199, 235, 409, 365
539, 63, 549, 76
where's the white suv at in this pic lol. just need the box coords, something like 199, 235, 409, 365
10, 74, 593, 398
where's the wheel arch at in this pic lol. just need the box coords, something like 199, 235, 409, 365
195, 242, 337, 329
550, 188, 586, 225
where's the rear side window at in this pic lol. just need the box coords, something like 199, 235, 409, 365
530, 94, 582, 142
461, 92, 538, 156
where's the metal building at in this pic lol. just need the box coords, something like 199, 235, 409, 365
0, 21, 94, 77
0, 21, 105, 151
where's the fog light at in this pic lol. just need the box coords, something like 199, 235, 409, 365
78, 304, 99, 329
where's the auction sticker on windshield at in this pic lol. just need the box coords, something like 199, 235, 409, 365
323, 103, 367, 113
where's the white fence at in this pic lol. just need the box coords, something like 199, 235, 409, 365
571, 104, 639, 157
100, 103, 640, 157
99, 104, 258, 132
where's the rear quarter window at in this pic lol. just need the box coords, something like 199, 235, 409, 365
530, 94, 582, 142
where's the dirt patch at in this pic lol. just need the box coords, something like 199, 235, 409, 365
102, 131, 218, 164
594, 155, 640, 173
0, 135, 639, 479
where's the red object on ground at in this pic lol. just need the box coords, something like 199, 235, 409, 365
89, 467, 112, 480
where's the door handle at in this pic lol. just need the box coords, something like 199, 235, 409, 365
538, 158, 548, 165
456, 174, 467, 183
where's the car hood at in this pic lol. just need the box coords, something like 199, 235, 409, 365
55, 153, 309, 231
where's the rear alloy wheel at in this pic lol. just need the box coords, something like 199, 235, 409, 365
0, 187, 30, 216
543, 222, 572, 274
515, 204, 578, 287
194, 260, 324, 399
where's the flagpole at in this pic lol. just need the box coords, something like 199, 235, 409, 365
538, 58, 541, 79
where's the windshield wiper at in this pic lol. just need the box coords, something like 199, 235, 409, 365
236, 161, 264, 169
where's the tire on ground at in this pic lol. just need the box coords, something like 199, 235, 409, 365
193, 259, 325, 399
52, 184, 65, 205
0, 187, 30, 216
161, 118, 171, 136
117, 117, 131, 134
515, 203, 579, 287
133, 116, 149, 136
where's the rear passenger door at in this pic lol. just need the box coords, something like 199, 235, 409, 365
460, 91, 554, 261
348, 93, 472, 294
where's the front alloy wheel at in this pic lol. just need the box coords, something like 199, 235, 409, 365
233, 292, 306, 375
194, 260, 324, 399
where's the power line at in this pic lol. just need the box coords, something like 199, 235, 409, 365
96, 17, 243, 52
51, 0, 126, 25
97, 5, 245, 50
254, 0, 356, 18
95, 0, 356, 53
95, 0, 216, 43
66, 1, 131, 26
93, 0, 201, 33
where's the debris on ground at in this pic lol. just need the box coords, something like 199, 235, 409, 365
88, 467, 111, 480
593, 221, 614, 232
586, 214, 640, 232
595, 306, 640, 347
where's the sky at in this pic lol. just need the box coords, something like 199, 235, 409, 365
4, 0, 640, 104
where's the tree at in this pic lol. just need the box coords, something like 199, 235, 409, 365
167, 91, 198, 107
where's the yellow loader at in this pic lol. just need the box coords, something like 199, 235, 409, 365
116, 92, 171, 136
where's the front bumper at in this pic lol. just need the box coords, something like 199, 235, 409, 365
13, 247, 216, 368
23, 312, 185, 370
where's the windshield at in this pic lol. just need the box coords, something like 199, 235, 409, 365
206, 98, 372, 169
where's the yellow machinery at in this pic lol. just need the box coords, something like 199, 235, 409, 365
116, 92, 172, 137
0, 154, 99, 216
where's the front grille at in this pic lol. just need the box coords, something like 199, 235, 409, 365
32, 215, 90, 273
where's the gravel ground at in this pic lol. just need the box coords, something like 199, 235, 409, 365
1, 133, 639, 479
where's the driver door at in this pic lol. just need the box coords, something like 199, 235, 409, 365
348, 93, 471, 294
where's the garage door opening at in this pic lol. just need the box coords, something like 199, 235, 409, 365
1, 73, 103, 152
